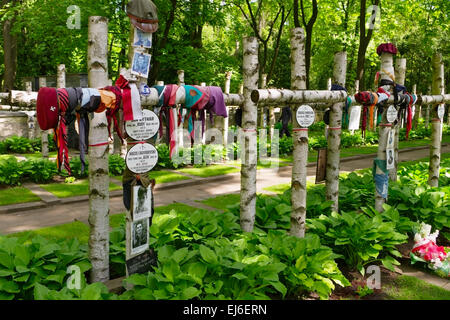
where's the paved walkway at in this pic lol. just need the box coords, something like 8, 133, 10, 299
1, 144, 448, 235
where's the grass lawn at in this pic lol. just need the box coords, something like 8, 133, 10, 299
7, 221, 90, 244
199, 194, 240, 210
0, 186, 41, 206
23, 151, 58, 160
177, 164, 240, 177
113, 170, 190, 185
384, 275, 450, 300
39, 179, 122, 198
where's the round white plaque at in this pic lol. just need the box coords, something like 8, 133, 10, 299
126, 143, 158, 174
437, 105, 445, 120
296, 105, 315, 128
125, 109, 160, 141
386, 106, 398, 123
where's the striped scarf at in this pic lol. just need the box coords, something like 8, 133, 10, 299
56, 89, 71, 175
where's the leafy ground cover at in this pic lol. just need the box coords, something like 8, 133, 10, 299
1, 152, 449, 300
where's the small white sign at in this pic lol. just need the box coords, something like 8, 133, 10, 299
386, 106, 398, 123
437, 105, 445, 120
296, 105, 315, 128
348, 105, 362, 131
126, 143, 158, 174
386, 147, 395, 170
126, 109, 160, 141
387, 128, 395, 149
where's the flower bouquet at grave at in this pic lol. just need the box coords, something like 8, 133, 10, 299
410, 223, 450, 278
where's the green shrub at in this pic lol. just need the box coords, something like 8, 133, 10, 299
25, 159, 58, 184
3, 136, 33, 153
307, 210, 408, 274
122, 231, 349, 300
0, 235, 91, 300
108, 154, 126, 176
0, 157, 29, 186
34, 282, 117, 300
69, 157, 89, 179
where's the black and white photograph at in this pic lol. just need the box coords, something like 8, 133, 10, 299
131, 185, 152, 220
131, 218, 149, 256
131, 51, 151, 78
133, 28, 152, 48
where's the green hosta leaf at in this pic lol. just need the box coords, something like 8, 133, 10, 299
199, 245, 218, 264
125, 274, 147, 287
270, 281, 287, 297
241, 254, 270, 265
0, 252, 14, 270
34, 283, 50, 300
172, 248, 189, 264
0, 278, 20, 293
295, 256, 307, 271
202, 224, 217, 237
231, 273, 248, 280
181, 287, 201, 300
80, 283, 108, 300
162, 260, 181, 283
134, 288, 154, 300
188, 262, 207, 281
275, 203, 291, 215
0, 269, 15, 277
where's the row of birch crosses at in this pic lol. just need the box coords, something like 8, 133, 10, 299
3, 19, 449, 283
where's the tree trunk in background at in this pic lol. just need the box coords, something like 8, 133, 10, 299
148, 0, 177, 85
390, 58, 406, 182
294, 0, 318, 89
412, 84, 421, 129
375, 51, 395, 213
326, 52, 347, 212
2, 0, 17, 92
222, 71, 232, 150
38, 77, 49, 158
356, 0, 379, 90
240, 37, 259, 233
87, 16, 110, 283
290, 28, 308, 238
259, 74, 267, 128
428, 53, 444, 187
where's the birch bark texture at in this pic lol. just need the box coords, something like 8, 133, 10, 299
39, 77, 48, 158
289, 28, 308, 238
240, 37, 259, 233
222, 71, 232, 149
87, 16, 110, 283
259, 74, 268, 128
375, 51, 395, 213
326, 51, 347, 212
390, 58, 406, 182
428, 53, 444, 187
57, 64, 66, 89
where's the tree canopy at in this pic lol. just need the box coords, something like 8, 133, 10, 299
0, 0, 448, 93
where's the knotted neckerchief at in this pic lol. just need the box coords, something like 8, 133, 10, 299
116, 75, 142, 122
56, 89, 71, 175
102, 85, 124, 144
355, 91, 378, 136
330, 84, 349, 128
406, 93, 414, 140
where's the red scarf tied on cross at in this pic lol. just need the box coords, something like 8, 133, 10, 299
56, 88, 71, 175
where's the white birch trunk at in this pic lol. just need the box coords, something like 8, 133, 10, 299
326, 52, 347, 212
390, 58, 406, 182
259, 74, 267, 128
87, 16, 110, 283
375, 52, 395, 212
428, 53, 444, 187
57, 64, 66, 89
240, 37, 259, 232
222, 71, 232, 150
39, 77, 48, 158
290, 28, 308, 238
